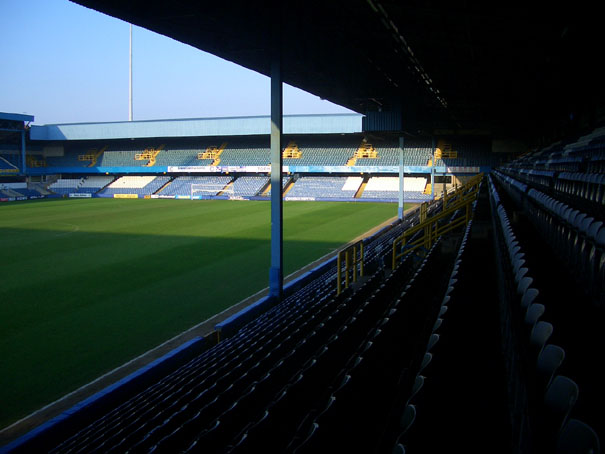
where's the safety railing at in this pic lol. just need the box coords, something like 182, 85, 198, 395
337, 240, 364, 295
392, 174, 482, 268
442, 173, 483, 206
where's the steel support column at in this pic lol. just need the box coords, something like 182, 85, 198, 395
21, 129, 26, 175
269, 54, 283, 301
431, 136, 435, 198
398, 136, 405, 219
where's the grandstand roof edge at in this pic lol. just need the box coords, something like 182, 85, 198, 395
30, 114, 364, 141
0, 112, 35, 122
35, 113, 362, 127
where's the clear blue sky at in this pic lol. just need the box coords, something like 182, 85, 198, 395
0, 0, 353, 125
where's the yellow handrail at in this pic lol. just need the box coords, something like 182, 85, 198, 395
392, 174, 483, 269
337, 240, 364, 295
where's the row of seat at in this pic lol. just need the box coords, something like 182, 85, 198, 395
527, 189, 604, 302
511, 127, 605, 175
224, 251, 423, 453
39, 136, 497, 169
393, 207, 476, 453
488, 175, 600, 453
290, 201, 479, 453
499, 167, 605, 222
495, 170, 605, 304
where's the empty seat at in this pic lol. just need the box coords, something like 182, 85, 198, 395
543, 376, 579, 437
529, 321, 553, 358
536, 345, 565, 392
556, 418, 600, 454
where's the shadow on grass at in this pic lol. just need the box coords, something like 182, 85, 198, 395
0, 226, 348, 430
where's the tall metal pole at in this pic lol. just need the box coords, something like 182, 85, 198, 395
269, 30, 283, 301
129, 24, 133, 121
398, 136, 405, 219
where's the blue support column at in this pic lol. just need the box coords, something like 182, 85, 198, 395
269, 56, 283, 301
430, 136, 435, 198
398, 136, 405, 219
21, 129, 26, 175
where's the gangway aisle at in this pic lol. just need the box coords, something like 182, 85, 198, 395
404, 184, 511, 453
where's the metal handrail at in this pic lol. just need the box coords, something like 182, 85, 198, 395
337, 240, 364, 295
392, 174, 483, 268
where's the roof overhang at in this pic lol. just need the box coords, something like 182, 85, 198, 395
70, 1, 605, 141
0, 112, 34, 123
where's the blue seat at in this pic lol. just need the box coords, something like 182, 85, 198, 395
556, 418, 600, 454
536, 344, 565, 393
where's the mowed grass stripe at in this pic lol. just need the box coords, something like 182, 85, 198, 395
0, 198, 403, 429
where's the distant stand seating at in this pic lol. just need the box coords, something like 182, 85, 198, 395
48, 178, 83, 195
230, 176, 269, 196
78, 176, 115, 194
98, 176, 170, 196
265, 176, 290, 196
0, 182, 42, 197
360, 176, 431, 201
0, 155, 20, 172
283, 135, 359, 166
36, 135, 496, 170
160, 176, 233, 197
286, 176, 359, 199
218, 137, 270, 166
48, 176, 114, 195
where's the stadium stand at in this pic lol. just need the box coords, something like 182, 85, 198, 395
34, 134, 497, 172
229, 175, 269, 197
78, 175, 115, 194
431, 138, 502, 168
285, 176, 359, 199
360, 176, 431, 201
48, 178, 84, 195
355, 138, 434, 167
282, 135, 359, 166
12, 188, 43, 197
154, 139, 223, 167
218, 137, 270, 166
98, 145, 159, 167
160, 176, 233, 197
487, 173, 601, 452
265, 176, 290, 196
98, 176, 171, 196
0, 182, 42, 198
0, 156, 19, 172
0, 184, 23, 198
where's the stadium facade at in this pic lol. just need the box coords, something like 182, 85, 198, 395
1, 113, 500, 203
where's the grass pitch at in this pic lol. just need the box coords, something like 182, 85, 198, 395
0, 198, 408, 429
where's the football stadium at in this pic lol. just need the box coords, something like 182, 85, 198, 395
1, 2, 604, 453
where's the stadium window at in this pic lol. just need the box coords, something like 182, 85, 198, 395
434, 176, 452, 184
